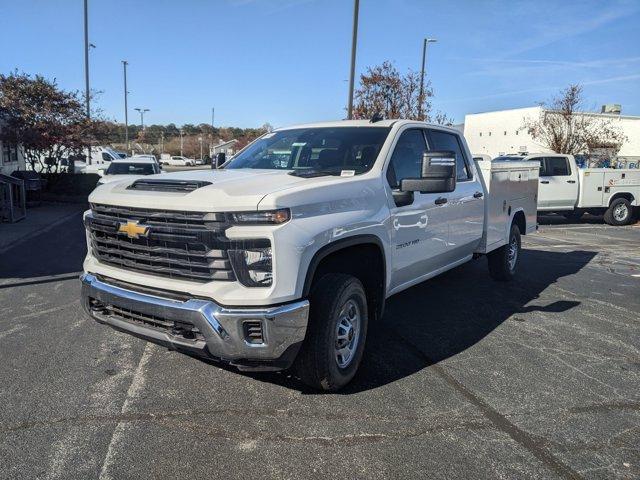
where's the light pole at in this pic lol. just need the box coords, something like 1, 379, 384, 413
199, 136, 203, 162
419, 37, 437, 121
211, 107, 215, 130
122, 60, 129, 150
347, 0, 359, 119
180, 129, 184, 156
83, 0, 91, 164
134, 108, 149, 130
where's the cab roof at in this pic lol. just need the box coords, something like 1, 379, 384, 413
275, 119, 458, 132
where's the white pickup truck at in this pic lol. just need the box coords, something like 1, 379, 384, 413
496, 153, 640, 225
81, 120, 538, 390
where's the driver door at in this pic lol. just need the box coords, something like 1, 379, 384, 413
386, 128, 450, 292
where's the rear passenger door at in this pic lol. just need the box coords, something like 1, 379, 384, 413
537, 156, 579, 210
426, 128, 484, 260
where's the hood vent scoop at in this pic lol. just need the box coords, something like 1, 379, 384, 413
127, 179, 212, 192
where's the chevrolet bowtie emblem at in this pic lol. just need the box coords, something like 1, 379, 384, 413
117, 220, 150, 239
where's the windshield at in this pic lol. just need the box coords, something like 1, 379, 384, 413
106, 163, 156, 175
225, 127, 391, 174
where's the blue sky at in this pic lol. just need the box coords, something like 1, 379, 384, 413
1, 0, 639, 127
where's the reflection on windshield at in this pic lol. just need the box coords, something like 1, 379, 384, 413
225, 127, 390, 175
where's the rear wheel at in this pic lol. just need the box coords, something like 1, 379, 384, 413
488, 224, 521, 281
294, 273, 368, 391
604, 198, 633, 226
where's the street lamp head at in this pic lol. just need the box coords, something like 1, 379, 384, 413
426, 38, 438, 43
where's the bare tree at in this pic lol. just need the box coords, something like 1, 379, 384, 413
353, 61, 450, 121
524, 84, 626, 158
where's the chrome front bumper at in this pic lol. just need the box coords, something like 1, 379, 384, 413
80, 273, 309, 370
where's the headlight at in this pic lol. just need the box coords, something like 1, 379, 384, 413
229, 247, 273, 287
230, 208, 290, 225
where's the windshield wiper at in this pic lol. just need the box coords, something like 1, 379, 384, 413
288, 169, 341, 178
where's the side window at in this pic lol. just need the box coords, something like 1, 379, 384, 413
427, 130, 472, 181
542, 157, 570, 176
386, 129, 427, 188
102, 152, 113, 162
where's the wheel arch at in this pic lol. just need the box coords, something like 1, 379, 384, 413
302, 235, 387, 322
609, 192, 635, 206
511, 209, 526, 235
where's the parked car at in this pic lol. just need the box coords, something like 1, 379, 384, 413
495, 153, 640, 225
163, 155, 195, 166
96, 157, 163, 186
81, 119, 538, 391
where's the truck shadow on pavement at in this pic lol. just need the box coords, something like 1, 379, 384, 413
0, 211, 87, 287
246, 248, 595, 394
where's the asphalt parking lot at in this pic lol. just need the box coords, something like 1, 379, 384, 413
1, 211, 638, 480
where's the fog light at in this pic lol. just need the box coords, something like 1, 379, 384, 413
229, 247, 273, 287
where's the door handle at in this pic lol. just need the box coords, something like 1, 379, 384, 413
567, 180, 576, 183
473, 191, 483, 198
541, 180, 550, 184
434, 197, 448, 205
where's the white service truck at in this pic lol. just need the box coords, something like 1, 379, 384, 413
497, 153, 640, 225
81, 120, 538, 391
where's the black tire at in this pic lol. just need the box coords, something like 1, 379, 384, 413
604, 198, 633, 226
294, 273, 368, 391
488, 224, 521, 281
563, 210, 584, 222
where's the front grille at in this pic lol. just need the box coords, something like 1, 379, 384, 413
87, 203, 237, 282
88, 297, 205, 342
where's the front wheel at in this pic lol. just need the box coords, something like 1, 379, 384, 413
488, 224, 521, 281
604, 198, 633, 226
294, 273, 368, 391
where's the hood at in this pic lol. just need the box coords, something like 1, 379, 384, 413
98, 174, 146, 185
88, 168, 325, 211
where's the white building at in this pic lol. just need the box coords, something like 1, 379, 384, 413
210, 139, 238, 158
0, 139, 26, 175
463, 106, 640, 163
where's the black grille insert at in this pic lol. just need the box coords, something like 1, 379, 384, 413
89, 297, 205, 342
243, 321, 264, 344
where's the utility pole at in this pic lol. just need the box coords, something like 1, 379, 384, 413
419, 38, 437, 121
83, 0, 91, 164
347, 0, 359, 119
160, 132, 164, 154
122, 60, 129, 150
211, 107, 215, 129
135, 108, 149, 129
180, 129, 184, 156
199, 136, 203, 162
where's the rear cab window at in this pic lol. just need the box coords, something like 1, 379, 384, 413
426, 129, 472, 181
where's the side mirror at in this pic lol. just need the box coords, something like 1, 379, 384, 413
213, 152, 226, 169
400, 151, 456, 194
